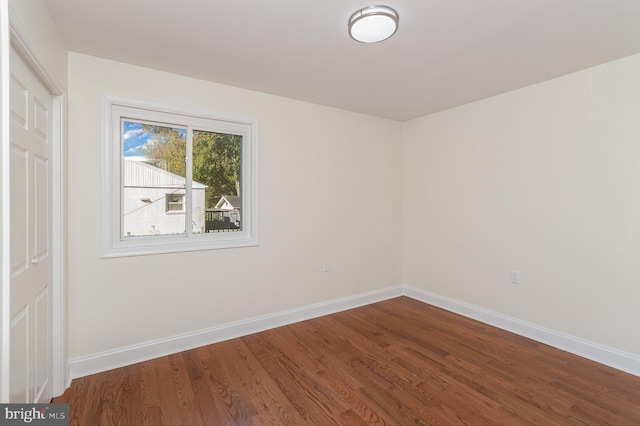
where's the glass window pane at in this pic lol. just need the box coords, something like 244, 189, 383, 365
192, 130, 242, 234
122, 121, 187, 237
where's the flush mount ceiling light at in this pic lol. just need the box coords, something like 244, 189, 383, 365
348, 5, 399, 43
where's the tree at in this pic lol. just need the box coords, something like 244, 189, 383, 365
141, 124, 186, 177
193, 131, 241, 208
142, 125, 241, 209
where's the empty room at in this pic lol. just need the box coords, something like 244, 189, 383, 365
2, 0, 640, 424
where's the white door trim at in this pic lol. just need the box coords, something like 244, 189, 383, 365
2, 3, 68, 398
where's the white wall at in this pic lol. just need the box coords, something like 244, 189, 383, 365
404, 53, 640, 357
66, 53, 404, 359
8, 0, 67, 91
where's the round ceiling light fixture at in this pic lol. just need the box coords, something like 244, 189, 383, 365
348, 5, 399, 43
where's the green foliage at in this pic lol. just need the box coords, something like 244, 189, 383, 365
142, 125, 241, 209
193, 131, 241, 208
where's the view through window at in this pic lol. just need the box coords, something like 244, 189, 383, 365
122, 121, 242, 238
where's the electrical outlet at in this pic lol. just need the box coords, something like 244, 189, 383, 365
322, 260, 330, 272
510, 271, 520, 284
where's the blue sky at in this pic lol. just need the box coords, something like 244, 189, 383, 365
123, 121, 186, 157
123, 121, 151, 157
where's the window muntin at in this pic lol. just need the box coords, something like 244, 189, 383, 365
102, 97, 258, 257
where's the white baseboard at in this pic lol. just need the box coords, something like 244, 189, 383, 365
69, 284, 640, 380
69, 285, 404, 379
403, 286, 640, 377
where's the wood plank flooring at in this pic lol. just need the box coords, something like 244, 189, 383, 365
53, 297, 640, 425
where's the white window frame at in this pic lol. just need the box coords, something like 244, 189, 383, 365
101, 96, 258, 257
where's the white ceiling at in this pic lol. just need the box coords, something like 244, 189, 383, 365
44, 0, 640, 121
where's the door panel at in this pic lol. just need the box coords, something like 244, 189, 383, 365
34, 287, 49, 401
9, 145, 28, 275
33, 99, 48, 138
9, 74, 27, 127
9, 48, 54, 403
34, 155, 49, 259
9, 307, 28, 402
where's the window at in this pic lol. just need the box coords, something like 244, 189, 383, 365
166, 194, 184, 213
102, 97, 258, 257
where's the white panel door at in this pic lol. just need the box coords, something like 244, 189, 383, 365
9, 47, 53, 403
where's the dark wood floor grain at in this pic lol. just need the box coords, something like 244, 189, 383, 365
53, 297, 640, 425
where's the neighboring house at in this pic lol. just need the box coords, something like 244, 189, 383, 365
206, 195, 241, 231
215, 195, 240, 212
123, 158, 207, 236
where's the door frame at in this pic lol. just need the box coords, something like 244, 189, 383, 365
0, 2, 67, 400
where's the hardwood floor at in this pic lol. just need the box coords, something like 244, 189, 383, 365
53, 297, 640, 425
